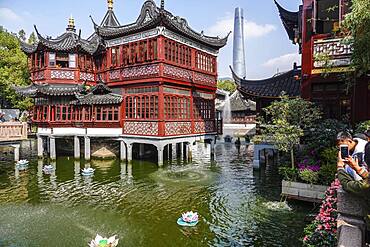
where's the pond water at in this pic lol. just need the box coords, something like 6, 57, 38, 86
0, 141, 311, 246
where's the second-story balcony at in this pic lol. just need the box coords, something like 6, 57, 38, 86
312, 36, 353, 74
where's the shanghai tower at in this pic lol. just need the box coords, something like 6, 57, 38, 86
233, 7, 246, 79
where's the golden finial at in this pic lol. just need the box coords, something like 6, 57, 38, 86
69, 15, 75, 27
67, 15, 76, 31
108, 0, 114, 10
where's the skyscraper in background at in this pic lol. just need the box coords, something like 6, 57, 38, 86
233, 7, 246, 79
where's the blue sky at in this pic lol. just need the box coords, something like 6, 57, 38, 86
0, 0, 301, 79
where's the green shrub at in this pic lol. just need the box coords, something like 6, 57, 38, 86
278, 166, 298, 182
299, 169, 319, 184
318, 147, 337, 186
355, 120, 370, 133
318, 164, 337, 186
304, 119, 348, 153
320, 147, 338, 166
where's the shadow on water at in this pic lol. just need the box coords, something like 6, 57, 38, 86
0, 140, 311, 247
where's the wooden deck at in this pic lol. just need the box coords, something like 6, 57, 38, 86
0, 122, 28, 142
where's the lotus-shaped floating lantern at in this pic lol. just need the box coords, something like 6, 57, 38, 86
88, 234, 119, 247
43, 165, 55, 174
16, 159, 29, 166
16, 159, 29, 171
177, 211, 199, 227
81, 167, 95, 176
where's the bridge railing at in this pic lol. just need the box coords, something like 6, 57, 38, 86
0, 122, 28, 142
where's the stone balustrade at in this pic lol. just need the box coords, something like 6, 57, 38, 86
0, 122, 28, 142
337, 187, 366, 247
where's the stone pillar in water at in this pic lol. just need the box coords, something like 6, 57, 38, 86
139, 143, 145, 158
157, 146, 164, 167
84, 136, 91, 160
120, 141, 126, 161
233, 7, 246, 79
74, 136, 80, 159
127, 143, 133, 163
182, 143, 187, 161
187, 144, 192, 162
49, 137, 56, 160
210, 140, 215, 160
37, 136, 43, 158
12, 144, 20, 161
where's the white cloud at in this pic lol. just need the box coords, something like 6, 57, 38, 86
0, 8, 22, 22
206, 14, 276, 38
263, 53, 301, 72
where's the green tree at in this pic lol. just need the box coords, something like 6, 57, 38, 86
254, 95, 322, 168
343, 0, 370, 75
217, 79, 236, 93
0, 27, 32, 110
18, 29, 26, 42
28, 31, 37, 44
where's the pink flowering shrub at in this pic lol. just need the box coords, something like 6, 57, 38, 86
303, 179, 340, 247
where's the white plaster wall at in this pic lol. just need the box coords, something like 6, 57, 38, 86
53, 128, 86, 135
86, 128, 122, 136
38, 128, 52, 134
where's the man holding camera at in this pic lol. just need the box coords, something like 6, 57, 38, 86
337, 131, 369, 180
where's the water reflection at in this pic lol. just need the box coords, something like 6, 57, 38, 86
0, 141, 310, 246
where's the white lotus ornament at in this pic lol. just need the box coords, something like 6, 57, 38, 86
16, 160, 29, 166
82, 167, 95, 176
177, 211, 199, 226
88, 234, 119, 247
182, 211, 198, 223
16, 159, 29, 170
43, 165, 55, 174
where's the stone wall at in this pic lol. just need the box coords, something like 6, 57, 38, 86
337, 187, 366, 247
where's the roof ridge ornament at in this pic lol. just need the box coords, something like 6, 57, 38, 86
108, 0, 113, 10
67, 15, 76, 32
161, 0, 165, 10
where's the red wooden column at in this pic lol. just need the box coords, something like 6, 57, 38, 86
158, 84, 165, 136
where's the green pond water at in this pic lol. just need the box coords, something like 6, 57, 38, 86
0, 141, 311, 246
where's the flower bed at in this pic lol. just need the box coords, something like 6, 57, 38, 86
302, 179, 340, 247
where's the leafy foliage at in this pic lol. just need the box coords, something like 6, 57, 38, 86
217, 79, 236, 93
355, 120, 370, 133
278, 166, 298, 182
27, 32, 37, 45
343, 0, 370, 75
255, 95, 322, 167
304, 119, 348, 153
318, 164, 337, 186
299, 169, 319, 184
0, 26, 32, 110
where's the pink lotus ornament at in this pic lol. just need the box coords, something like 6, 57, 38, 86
181, 211, 199, 223
88, 234, 119, 247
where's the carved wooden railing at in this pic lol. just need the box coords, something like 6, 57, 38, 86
312, 36, 353, 74
226, 116, 256, 124
0, 122, 28, 142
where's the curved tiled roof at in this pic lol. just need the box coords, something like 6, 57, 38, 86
274, 0, 299, 43
94, 0, 229, 49
216, 90, 256, 112
71, 81, 122, 105
231, 66, 301, 99
20, 26, 100, 55
101, 9, 120, 27
71, 93, 122, 105
14, 83, 84, 97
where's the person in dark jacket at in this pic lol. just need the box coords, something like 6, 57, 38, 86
337, 131, 370, 230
